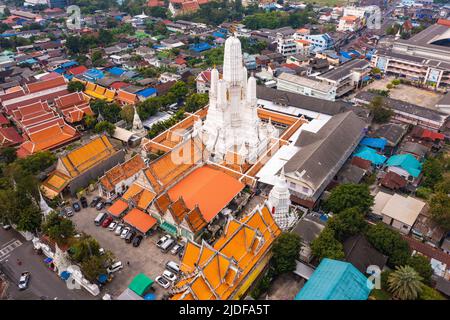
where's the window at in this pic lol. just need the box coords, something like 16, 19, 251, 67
289, 182, 296, 189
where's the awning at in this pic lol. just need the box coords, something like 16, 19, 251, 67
60, 271, 71, 280
98, 274, 108, 284
108, 199, 129, 217
128, 273, 154, 296
117, 288, 144, 300
44, 257, 53, 264
160, 221, 177, 236
123, 208, 157, 234
144, 293, 156, 300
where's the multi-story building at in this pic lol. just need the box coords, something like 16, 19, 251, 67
337, 15, 362, 32
277, 59, 370, 101
371, 19, 450, 90
295, 33, 334, 53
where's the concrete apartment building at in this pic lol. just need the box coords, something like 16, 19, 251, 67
371, 19, 450, 90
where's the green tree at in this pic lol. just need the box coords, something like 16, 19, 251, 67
366, 223, 411, 267
83, 114, 97, 129
94, 121, 116, 136
70, 235, 101, 263
16, 203, 42, 233
90, 100, 121, 123
120, 105, 135, 125
42, 212, 76, 245
16, 151, 57, 175
421, 158, 444, 189
325, 184, 374, 214
407, 255, 433, 285
311, 228, 345, 261
0, 147, 17, 164
419, 285, 446, 300
169, 81, 189, 100
271, 233, 302, 275
185, 93, 209, 113
81, 255, 107, 282
428, 192, 450, 231
370, 95, 394, 124
387, 265, 423, 300
327, 207, 368, 241
68, 81, 86, 93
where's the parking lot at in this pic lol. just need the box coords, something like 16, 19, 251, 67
67, 195, 181, 300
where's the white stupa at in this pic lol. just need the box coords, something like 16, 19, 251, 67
267, 168, 298, 231
132, 106, 147, 137
39, 190, 53, 219
193, 35, 278, 164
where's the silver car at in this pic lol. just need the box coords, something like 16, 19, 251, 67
114, 224, 123, 236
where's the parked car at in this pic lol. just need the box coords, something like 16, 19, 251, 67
80, 196, 88, 208
114, 224, 124, 236
95, 201, 105, 211
18, 272, 31, 290
162, 270, 177, 282
170, 243, 182, 255
120, 227, 130, 239
166, 261, 180, 274
94, 212, 107, 226
156, 234, 172, 248
64, 207, 74, 217
160, 238, 175, 253
106, 261, 123, 274
132, 235, 143, 247
1, 223, 11, 230
108, 221, 118, 231
125, 230, 136, 243
155, 276, 171, 289
104, 199, 113, 206
101, 216, 113, 228
99, 248, 105, 255
72, 202, 81, 212
90, 196, 102, 207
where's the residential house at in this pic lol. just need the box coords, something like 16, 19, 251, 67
385, 153, 422, 182
295, 258, 371, 300
292, 212, 326, 262
343, 235, 388, 274
372, 192, 426, 234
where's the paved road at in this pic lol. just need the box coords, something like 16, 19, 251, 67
0, 228, 96, 300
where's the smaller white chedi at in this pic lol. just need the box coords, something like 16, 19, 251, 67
267, 168, 298, 231
193, 35, 278, 164
132, 106, 147, 137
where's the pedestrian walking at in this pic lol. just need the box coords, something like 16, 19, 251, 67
127, 261, 130, 266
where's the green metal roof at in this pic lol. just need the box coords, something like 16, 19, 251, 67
128, 273, 154, 296
160, 221, 177, 236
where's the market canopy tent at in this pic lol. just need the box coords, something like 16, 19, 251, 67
128, 273, 154, 296
117, 288, 144, 300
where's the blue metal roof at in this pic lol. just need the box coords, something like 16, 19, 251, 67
212, 31, 225, 38
60, 61, 78, 69
84, 68, 104, 80
136, 87, 157, 98
386, 154, 422, 178
295, 258, 371, 300
190, 42, 212, 52
354, 146, 387, 165
360, 137, 387, 150
108, 67, 125, 76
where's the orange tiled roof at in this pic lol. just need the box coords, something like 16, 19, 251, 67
167, 166, 244, 222
122, 182, 156, 210
108, 199, 129, 217
100, 155, 146, 192
40, 170, 72, 199
25, 76, 66, 93
17, 122, 78, 157
171, 205, 281, 300
155, 193, 172, 213
143, 138, 203, 193
168, 197, 190, 224
123, 208, 157, 233
115, 90, 138, 106
59, 135, 116, 177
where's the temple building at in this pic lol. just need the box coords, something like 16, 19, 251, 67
170, 204, 281, 300
193, 35, 278, 164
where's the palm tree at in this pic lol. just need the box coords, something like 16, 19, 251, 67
387, 265, 424, 300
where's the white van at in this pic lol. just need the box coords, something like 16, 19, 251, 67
160, 238, 175, 253
94, 212, 107, 226
166, 261, 180, 274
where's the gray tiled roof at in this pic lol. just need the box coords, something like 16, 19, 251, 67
284, 111, 366, 190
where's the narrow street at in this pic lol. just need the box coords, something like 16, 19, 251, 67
0, 228, 96, 300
